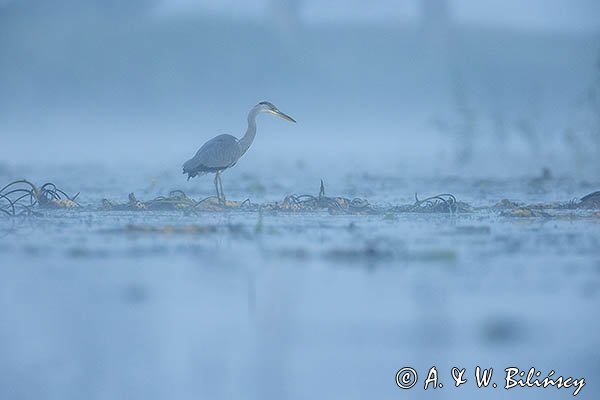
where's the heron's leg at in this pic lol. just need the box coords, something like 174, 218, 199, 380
218, 172, 226, 203
214, 173, 222, 204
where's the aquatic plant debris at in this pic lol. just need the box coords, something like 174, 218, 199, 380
99, 180, 376, 214
100, 191, 237, 212
0, 179, 79, 216
392, 193, 472, 213
95, 184, 600, 216
2, 179, 600, 218
491, 190, 600, 217
98, 181, 471, 215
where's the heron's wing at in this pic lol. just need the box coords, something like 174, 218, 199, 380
183, 134, 241, 174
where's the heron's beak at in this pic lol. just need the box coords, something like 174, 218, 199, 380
272, 109, 296, 123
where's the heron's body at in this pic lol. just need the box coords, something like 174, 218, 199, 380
182, 101, 295, 203
183, 134, 241, 178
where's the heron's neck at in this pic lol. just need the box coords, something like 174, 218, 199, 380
239, 108, 259, 156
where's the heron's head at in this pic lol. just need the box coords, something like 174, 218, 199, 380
256, 101, 296, 123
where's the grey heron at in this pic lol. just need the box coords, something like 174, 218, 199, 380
183, 101, 296, 204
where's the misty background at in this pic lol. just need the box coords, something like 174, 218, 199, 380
0, 0, 599, 178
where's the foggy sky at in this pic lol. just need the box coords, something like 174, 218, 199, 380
0, 0, 598, 177
157, 0, 600, 33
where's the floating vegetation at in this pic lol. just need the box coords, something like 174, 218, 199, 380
493, 199, 520, 210
102, 181, 462, 215
2, 178, 598, 220
101, 191, 248, 212
92, 181, 600, 217
242, 182, 465, 215
100, 180, 378, 215
260, 180, 375, 214
393, 193, 471, 214
500, 207, 551, 218
491, 190, 600, 217
103, 191, 197, 211
0, 179, 79, 217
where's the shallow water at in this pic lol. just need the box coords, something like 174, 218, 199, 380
1, 165, 599, 400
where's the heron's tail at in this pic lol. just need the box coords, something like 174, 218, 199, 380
184, 155, 210, 181
183, 170, 197, 181
183, 164, 198, 181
